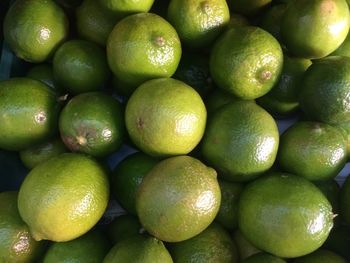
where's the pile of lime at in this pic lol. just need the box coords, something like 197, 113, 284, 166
1, 0, 350, 262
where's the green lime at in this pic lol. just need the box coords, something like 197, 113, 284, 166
210, 26, 283, 99
299, 56, 350, 124
332, 32, 350, 57
215, 180, 244, 230
340, 175, 350, 224
294, 249, 347, 263
281, 0, 350, 59
99, 0, 154, 18
59, 92, 125, 158
278, 121, 347, 181
0, 78, 60, 151
260, 4, 287, 41
168, 222, 238, 263
53, 40, 110, 94
204, 88, 240, 115
243, 253, 286, 263
167, 0, 230, 48
103, 235, 173, 263
136, 156, 221, 242
238, 173, 334, 258
18, 153, 110, 242
173, 52, 214, 97
229, 0, 272, 16
314, 180, 340, 214
43, 230, 110, 263
3, 0, 69, 62
107, 215, 141, 244
125, 78, 206, 157
233, 230, 261, 261
257, 55, 312, 117
0, 191, 46, 263
27, 64, 62, 94
76, 0, 119, 46
107, 13, 181, 91
201, 101, 279, 182
19, 137, 68, 169
111, 152, 158, 214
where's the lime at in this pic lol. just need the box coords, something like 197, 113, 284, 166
136, 156, 221, 242
332, 32, 350, 57
281, 0, 350, 59
107, 215, 141, 244
299, 56, 350, 125
167, 0, 230, 48
0, 191, 46, 263
43, 230, 110, 263
243, 253, 286, 263
111, 152, 158, 214
201, 101, 279, 182
314, 180, 340, 214
0, 78, 60, 151
19, 137, 68, 169
278, 121, 347, 181
3, 0, 69, 62
294, 249, 347, 263
18, 153, 110, 242
107, 13, 181, 91
125, 78, 206, 157
53, 40, 110, 94
99, 0, 154, 18
238, 173, 334, 258
103, 235, 173, 263
168, 222, 238, 263
210, 26, 283, 99
59, 92, 125, 158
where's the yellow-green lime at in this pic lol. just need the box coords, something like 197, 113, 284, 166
99, 0, 155, 19
107, 13, 181, 91
18, 153, 109, 242
136, 156, 221, 242
3, 0, 69, 62
210, 26, 283, 99
167, 0, 230, 48
0, 191, 46, 263
125, 78, 206, 157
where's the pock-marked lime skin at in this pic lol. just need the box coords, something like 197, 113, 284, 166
0, 78, 61, 151
3, 0, 69, 63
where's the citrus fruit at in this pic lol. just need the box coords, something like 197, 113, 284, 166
168, 222, 238, 263
125, 78, 206, 157
107, 13, 181, 91
76, 0, 119, 46
173, 52, 214, 97
167, 0, 230, 48
238, 172, 334, 258
107, 215, 141, 244
0, 191, 46, 263
281, 0, 350, 59
204, 88, 240, 115
43, 230, 110, 263
243, 253, 286, 263
210, 26, 283, 99
314, 180, 340, 213
53, 40, 110, 94
19, 137, 67, 169
0, 78, 60, 151
99, 0, 155, 18
294, 249, 347, 263
18, 153, 110, 242
201, 101, 279, 182
215, 180, 244, 230
340, 175, 350, 224
332, 32, 350, 57
27, 64, 62, 94
257, 55, 312, 117
233, 230, 261, 261
3, 0, 69, 63
278, 121, 347, 181
103, 235, 173, 263
59, 92, 125, 158
299, 56, 350, 125
136, 156, 221, 242
111, 152, 158, 214
259, 4, 287, 41
229, 0, 272, 16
